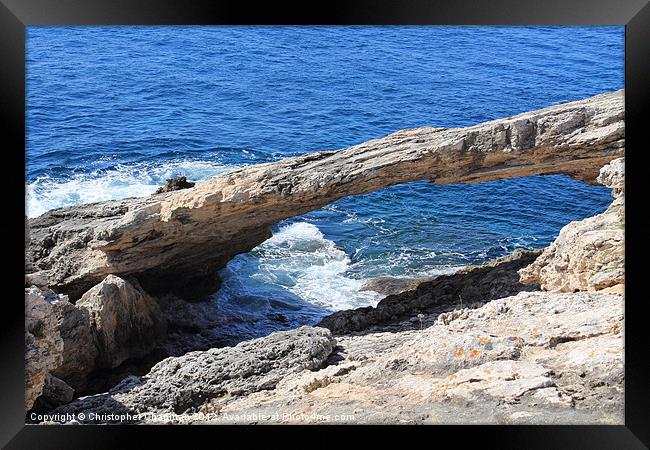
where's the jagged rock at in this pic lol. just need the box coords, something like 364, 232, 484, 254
519, 157, 624, 292
76, 275, 167, 370
318, 248, 541, 334
52, 327, 336, 422
25, 287, 65, 411
28, 276, 168, 401
26, 91, 624, 300
155, 176, 195, 194
596, 156, 624, 198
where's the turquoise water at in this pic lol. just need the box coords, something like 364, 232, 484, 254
26, 26, 623, 340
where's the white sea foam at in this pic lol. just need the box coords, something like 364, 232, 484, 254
217, 222, 383, 312
26, 159, 240, 218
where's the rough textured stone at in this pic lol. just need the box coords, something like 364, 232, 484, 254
212, 291, 622, 425
360, 276, 430, 296
27, 276, 168, 404
25, 287, 65, 411
26, 91, 624, 300
76, 275, 167, 369
50, 299, 96, 391
52, 327, 336, 421
44, 290, 623, 425
519, 157, 624, 292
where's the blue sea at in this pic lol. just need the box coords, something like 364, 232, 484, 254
27, 26, 624, 341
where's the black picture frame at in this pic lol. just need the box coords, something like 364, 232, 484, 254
2, 0, 648, 447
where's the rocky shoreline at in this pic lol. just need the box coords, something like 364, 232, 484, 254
26, 90, 623, 301
25, 92, 625, 424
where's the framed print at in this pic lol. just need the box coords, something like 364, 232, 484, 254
2, 0, 649, 447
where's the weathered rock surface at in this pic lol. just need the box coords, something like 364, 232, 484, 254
318, 248, 541, 334
47, 291, 622, 424
26, 90, 624, 300
519, 157, 624, 292
76, 275, 167, 370
207, 291, 622, 425
49, 296, 96, 391
52, 327, 335, 421
26, 276, 168, 407
25, 287, 65, 411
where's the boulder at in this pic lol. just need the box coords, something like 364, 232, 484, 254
76, 275, 167, 370
27, 275, 168, 405
360, 276, 429, 296
36, 374, 75, 410
519, 157, 624, 292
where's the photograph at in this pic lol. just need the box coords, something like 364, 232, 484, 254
22, 24, 628, 427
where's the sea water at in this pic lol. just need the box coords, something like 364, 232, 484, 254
26, 26, 623, 340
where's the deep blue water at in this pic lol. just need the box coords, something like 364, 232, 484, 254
27, 26, 623, 341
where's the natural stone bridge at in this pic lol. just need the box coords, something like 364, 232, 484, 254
26, 90, 624, 300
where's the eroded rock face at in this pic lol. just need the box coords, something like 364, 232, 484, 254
25, 287, 65, 411
76, 275, 167, 369
519, 157, 624, 292
27, 90, 624, 300
52, 327, 336, 421
27, 276, 168, 407
50, 299, 96, 391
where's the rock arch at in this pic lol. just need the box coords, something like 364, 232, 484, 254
26, 90, 624, 300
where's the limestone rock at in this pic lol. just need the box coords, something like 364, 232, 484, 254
76, 275, 167, 369
50, 299, 96, 391
596, 156, 624, 198
207, 291, 621, 425
53, 327, 336, 421
46, 290, 622, 425
28, 276, 168, 401
519, 157, 624, 292
25, 287, 65, 411
27, 91, 624, 300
